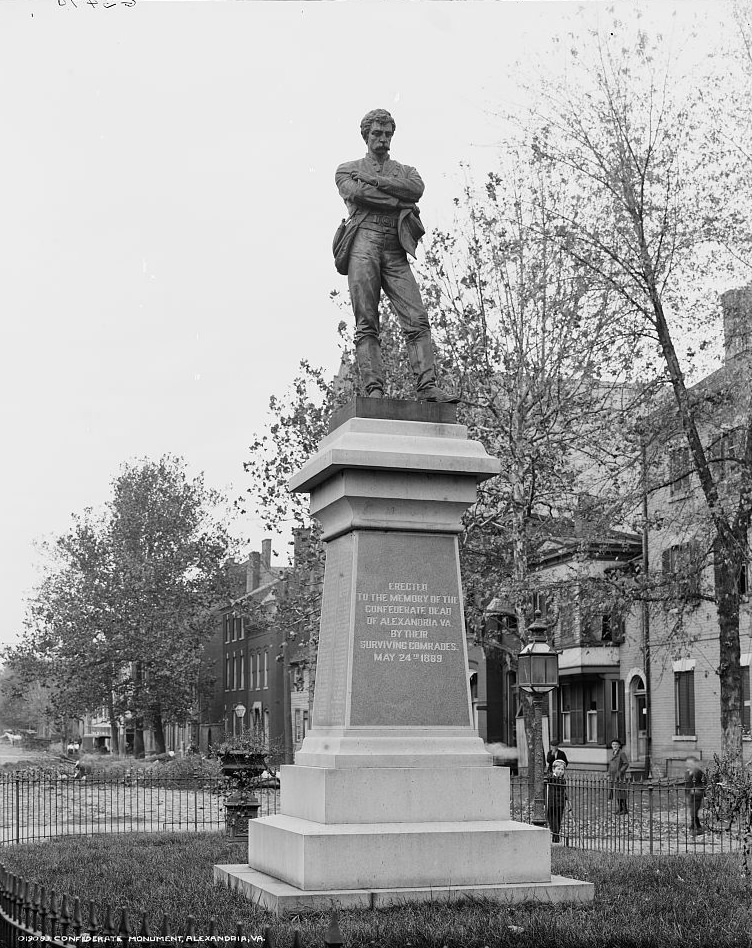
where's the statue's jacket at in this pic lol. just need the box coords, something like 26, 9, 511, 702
335, 155, 426, 260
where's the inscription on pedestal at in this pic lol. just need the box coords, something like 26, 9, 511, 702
349, 532, 471, 728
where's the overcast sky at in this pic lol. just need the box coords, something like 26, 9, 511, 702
0, 0, 731, 651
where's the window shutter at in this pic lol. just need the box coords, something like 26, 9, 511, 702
596, 680, 606, 746
743, 668, 750, 732
617, 679, 626, 743
570, 683, 584, 744
687, 673, 696, 733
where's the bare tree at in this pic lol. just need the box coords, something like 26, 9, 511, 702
516, 13, 752, 757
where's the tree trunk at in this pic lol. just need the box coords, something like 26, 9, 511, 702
151, 706, 166, 755
714, 536, 744, 761
107, 695, 120, 756
282, 644, 293, 766
134, 721, 145, 758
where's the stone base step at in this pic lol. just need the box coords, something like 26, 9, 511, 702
280, 764, 511, 823
248, 815, 551, 890
214, 864, 595, 915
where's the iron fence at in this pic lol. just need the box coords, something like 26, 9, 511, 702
510, 772, 750, 854
0, 863, 343, 948
0, 774, 280, 845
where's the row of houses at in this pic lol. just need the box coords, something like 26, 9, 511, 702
82, 287, 751, 778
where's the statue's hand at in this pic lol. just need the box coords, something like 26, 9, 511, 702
352, 171, 380, 187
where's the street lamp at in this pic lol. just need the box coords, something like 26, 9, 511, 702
517, 612, 559, 826
233, 703, 246, 736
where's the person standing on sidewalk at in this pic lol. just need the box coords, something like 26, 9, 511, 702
684, 755, 707, 836
545, 759, 568, 843
608, 739, 630, 815
546, 739, 569, 774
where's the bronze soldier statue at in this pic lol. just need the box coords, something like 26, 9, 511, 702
335, 109, 458, 403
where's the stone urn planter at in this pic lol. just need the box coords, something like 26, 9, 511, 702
219, 751, 266, 838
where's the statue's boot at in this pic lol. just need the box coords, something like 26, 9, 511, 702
355, 338, 385, 397
408, 336, 460, 403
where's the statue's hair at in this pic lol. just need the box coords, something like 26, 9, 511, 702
360, 109, 396, 142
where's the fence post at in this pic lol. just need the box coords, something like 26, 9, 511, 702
649, 784, 654, 854
14, 777, 20, 845
324, 910, 343, 948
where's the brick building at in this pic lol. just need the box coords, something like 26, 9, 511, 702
471, 287, 752, 776
639, 286, 752, 774
220, 540, 286, 751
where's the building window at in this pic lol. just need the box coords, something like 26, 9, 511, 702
232, 655, 237, 691
662, 543, 701, 596
234, 617, 243, 640
709, 431, 737, 481
239, 654, 245, 690
601, 613, 625, 644
610, 680, 620, 713
586, 707, 598, 743
669, 445, 691, 497
264, 650, 269, 689
224, 614, 231, 643
743, 667, 751, 734
584, 683, 598, 743
560, 684, 571, 742
294, 709, 302, 743
225, 655, 231, 691
674, 670, 696, 736
557, 590, 575, 648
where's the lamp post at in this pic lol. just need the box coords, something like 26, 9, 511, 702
517, 612, 559, 826
233, 703, 246, 737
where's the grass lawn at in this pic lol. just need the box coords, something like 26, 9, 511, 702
1, 833, 751, 947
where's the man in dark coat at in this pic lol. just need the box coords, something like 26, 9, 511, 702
684, 755, 706, 836
335, 109, 458, 403
607, 739, 630, 815
546, 739, 569, 774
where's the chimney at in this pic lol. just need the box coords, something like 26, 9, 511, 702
293, 527, 311, 568
261, 538, 272, 570
722, 285, 752, 362
247, 551, 261, 594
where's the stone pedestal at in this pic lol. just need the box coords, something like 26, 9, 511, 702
215, 399, 593, 913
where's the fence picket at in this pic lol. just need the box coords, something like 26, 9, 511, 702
87, 901, 99, 942
72, 897, 83, 944
118, 906, 131, 948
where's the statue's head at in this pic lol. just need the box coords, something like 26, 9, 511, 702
360, 109, 396, 143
